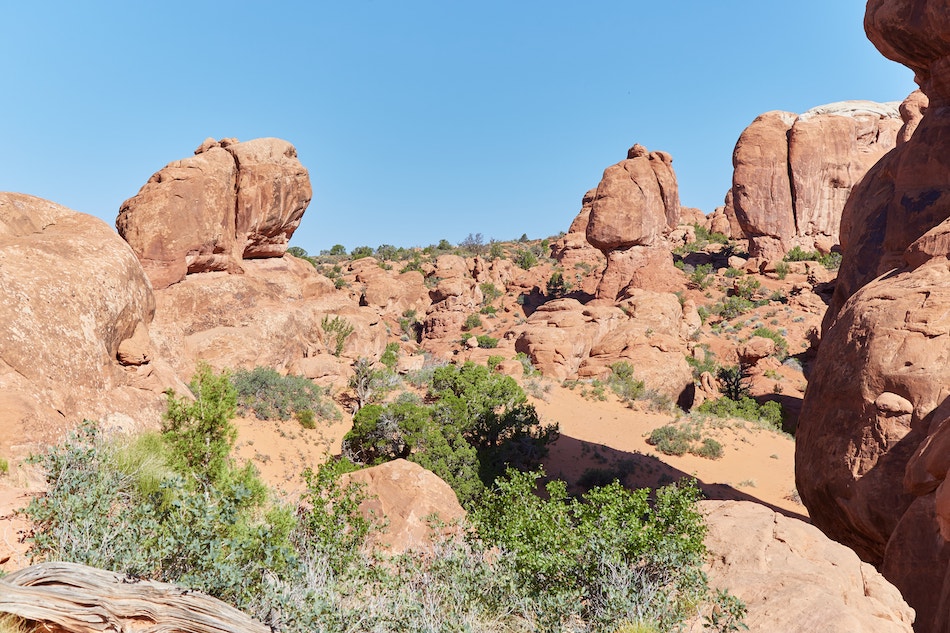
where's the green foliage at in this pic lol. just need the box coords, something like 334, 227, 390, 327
774, 261, 789, 280
695, 437, 724, 460
607, 362, 645, 403
514, 248, 538, 270
546, 270, 571, 298
463, 313, 483, 331
475, 334, 498, 348
0, 457, 7, 476
296, 409, 316, 429
716, 365, 748, 400
488, 239, 505, 260
784, 246, 842, 270
685, 347, 718, 379
398, 309, 421, 342
350, 245, 373, 259
712, 296, 755, 321
162, 364, 239, 486
473, 470, 709, 630
688, 263, 713, 290
732, 276, 761, 301
26, 415, 738, 633
328, 243, 346, 256
647, 424, 697, 456
697, 396, 783, 429
479, 281, 502, 304
231, 366, 339, 422
321, 315, 354, 356
379, 342, 399, 371
723, 266, 743, 278
286, 246, 308, 258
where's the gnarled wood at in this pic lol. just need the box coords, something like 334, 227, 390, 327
0, 562, 270, 633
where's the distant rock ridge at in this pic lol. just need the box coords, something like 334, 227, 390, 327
728, 99, 903, 262
117, 137, 311, 290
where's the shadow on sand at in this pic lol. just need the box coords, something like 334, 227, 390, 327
543, 433, 809, 523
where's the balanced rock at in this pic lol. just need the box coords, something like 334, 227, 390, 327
117, 137, 311, 289
730, 101, 901, 261
585, 144, 682, 300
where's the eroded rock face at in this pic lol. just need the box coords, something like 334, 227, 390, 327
696, 500, 914, 633
796, 5, 950, 631
117, 137, 311, 289
0, 193, 183, 457
585, 144, 681, 300
731, 101, 901, 262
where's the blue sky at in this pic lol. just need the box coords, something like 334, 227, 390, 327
1, 2, 914, 254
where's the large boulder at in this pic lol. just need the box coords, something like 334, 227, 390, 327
117, 137, 311, 289
696, 501, 914, 633
585, 144, 682, 300
0, 193, 183, 458
730, 101, 901, 261
341, 459, 466, 554
796, 4, 950, 631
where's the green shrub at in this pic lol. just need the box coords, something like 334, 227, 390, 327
688, 264, 713, 290
774, 261, 789, 280
514, 248, 538, 270
231, 366, 339, 423
296, 410, 316, 430
479, 281, 502, 304
0, 457, 7, 476
713, 296, 755, 321
694, 437, 724, 460
473, 470, 710, 631
479, 304, 497, 315
723, 266, 744, 278
685, 348, 718, 379
321, 315, 354, 356
463, 313, 483, 331
476, 334, 498, 348
647, 425, 696, 456
607, 362, 645, 403
379, 342, 400, 370
350, 245, 373, 259
697, 396, 783, 428
546, 270, 571, 298
732, 276, 760, 300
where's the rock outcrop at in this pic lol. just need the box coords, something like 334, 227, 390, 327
729, 100, 902, 262
117, 137, 311, 289
796, 3, 950, 631
341, 459, 466, 553
0, 193, 183, 459
586, 144, 683, 300
696, 501, 914, 633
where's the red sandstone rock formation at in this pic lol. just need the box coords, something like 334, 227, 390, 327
696, 501, 914, 633
730, 101, 902, 263
341, 459, 466, 554
117, 137, 311, 289
796, 3, 950, 631
585, 144, 683, 300
0, 193, 184, 459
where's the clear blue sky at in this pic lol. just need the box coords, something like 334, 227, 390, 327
1, 1, 914, 254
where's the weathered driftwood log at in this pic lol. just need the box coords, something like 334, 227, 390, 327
0, 562, 270, 633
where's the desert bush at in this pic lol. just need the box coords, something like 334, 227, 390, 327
231, 366, 340, 422
685, 348, 718, 380
647, 425, 696, 456
546, 270, 571, 298
398, 309, 421, 342
473, 470, 709, 631
475, 334, 498, 348
348, 358, 399, 412
688, 263, 713, 290
697, 396, 783, 429
732, 276, 760, 301
479, 281, 502, 304
713, 296, 755, 320
320, 315, 354, 356
514, 248, 537, 270
607, 362, 645, 403
784, 246, 842, 270
379, 342, 400, 370
463, 313, 483, 331
694, 437, 724, 460
0, 457, 8, 476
